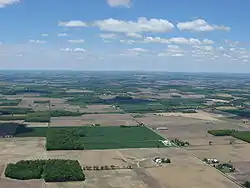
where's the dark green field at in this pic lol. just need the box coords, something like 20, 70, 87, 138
15, 126, 167, 150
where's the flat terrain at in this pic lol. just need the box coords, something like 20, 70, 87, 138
187, 144, 250, 162
51, 113, 137, 126
80, 105, 121, 113
1, 71, 250, 187
0, 140, 242, 188
0, 179, 44, 188
136, 114, 248, 140
156, 110, 224, 121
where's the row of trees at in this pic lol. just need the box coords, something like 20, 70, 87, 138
208, 129, 236, 136
5, 159, 85, 182
244, 181, 250, 188
171, 138, 190, 147
83, 165, 132, 170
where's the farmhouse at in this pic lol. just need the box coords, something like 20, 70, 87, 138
156, 127, 168, 130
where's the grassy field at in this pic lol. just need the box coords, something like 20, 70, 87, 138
15, 126, 167, 150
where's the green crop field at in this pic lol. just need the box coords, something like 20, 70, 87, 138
208, 129, 250, 143
15, 126, 167, 150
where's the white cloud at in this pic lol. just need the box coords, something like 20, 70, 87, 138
193, 45, 214, 52
58, 33, 69, 37
143, 36, 214, 46
128, 48, 148, 52
127, 32, 142, 38
60, 48, 72, 52
143, 36, 169, 44
158, 53, 168, 57
203, 39, 214, 44
68, 39, 85, 44
29, 40, 47, 44
99, 33, 116, 39
189, 38, 202, 45
167, 45, 185, 53
93, 17, 174, 33
120, 39, 135, 44
169, 37, 202, 45
169, 37, 190, 45
41, 34, 49, 37
177, 19, 230, 32
73, 48, 86, 52
60, 48, 86, 52
0, 0, 19, 8
107, 0, 131, 7
168, 45, 180, 49
58, 20, 87, 28
16, 53, 24, 57
172, 53, 184, 57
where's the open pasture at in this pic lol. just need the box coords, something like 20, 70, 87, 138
80, 104, 121, 113
51, 113, 137, 127
156, 110, 224, 121
187, 144, 250, 162
137, 114, 248, 142
0, 179, 44, 188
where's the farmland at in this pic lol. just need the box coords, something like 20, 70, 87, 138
1, 71, 250, 187
14, 126, 167, 150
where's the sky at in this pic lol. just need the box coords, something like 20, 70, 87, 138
0, 0, 250, 72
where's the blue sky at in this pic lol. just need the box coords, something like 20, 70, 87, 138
0, 0, 250, 72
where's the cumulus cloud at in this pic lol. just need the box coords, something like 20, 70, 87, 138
58, 20, 87, 27
203, 39, 214, 44
143, 36, 214, 46
193, 45, 214, 52
126, 33, 142, 38
172, 53, 184, 57
143, 36, 169, 44
128, 48, 148, 52
169, 37, 192, 45
177, 19, 230, 32
68, 39, 85, 44
60, 48, 86, 52
99, 33, 116, 39
29, 40, 47, 44
41, 34, 49, 37
0, 0, 19, 8
93, 17, 174, 33
58, 33, 69, 37
107, 0, 131, 7
120, 39, 135, 44
167, 45, 185, 53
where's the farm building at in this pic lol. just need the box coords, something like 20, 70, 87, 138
206, 158, 219, 164
0, 123, 19, 138
156, 127, 168, 130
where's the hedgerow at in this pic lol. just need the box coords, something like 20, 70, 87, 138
207, 129, 236, 136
